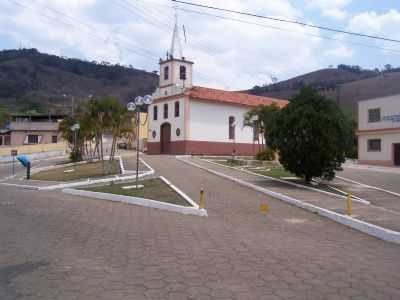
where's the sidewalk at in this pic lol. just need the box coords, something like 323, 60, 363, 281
344, 161, 400, 174
188, 157, 400, 233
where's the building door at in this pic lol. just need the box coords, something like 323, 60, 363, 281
394, 144, 400, 166
160, 123, 171, 154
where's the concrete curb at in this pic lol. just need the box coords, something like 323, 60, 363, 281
203, 159, 370, 205
140, 157, 155, 173
117, 155, 125, 175
62, 179, 207, 217
336, 175, 400, 198
38, 170, 154, 191
177, 157, 400, 244
30, 156, 125, 176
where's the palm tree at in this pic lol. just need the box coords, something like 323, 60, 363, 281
243, 103, 280, 152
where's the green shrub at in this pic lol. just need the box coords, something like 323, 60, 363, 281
69, 151, 82, 162
256, 149, 275, 161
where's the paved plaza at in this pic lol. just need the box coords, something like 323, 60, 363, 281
0, 155, 400, 299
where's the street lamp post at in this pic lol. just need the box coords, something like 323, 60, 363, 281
127, 95, 153, 188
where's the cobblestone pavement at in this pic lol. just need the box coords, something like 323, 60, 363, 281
0, 155, 400, 299
186, 157, 400, 232
339, 166, 400, 194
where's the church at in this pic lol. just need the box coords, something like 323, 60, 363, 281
147, 18, 288, 155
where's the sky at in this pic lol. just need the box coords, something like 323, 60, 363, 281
0, 0, 399, 90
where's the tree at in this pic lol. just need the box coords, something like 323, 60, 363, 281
243, 103, 280, 152
59, 96, 133, 168
384, 64, 392, 72
267, 86, 354, 183
0, 106, 10, 128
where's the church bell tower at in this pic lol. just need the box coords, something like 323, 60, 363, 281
158, 11, 193, 96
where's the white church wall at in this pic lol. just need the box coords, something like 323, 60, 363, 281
148, 98, 186, 143
189, 100, 254, 144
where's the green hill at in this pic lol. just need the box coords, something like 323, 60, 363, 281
0, 48, 158, 114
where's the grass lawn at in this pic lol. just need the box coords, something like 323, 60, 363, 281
215, 160, 246, 167
31, 160, 120, 181
253, 167, 295, 178
83, 178, 191, 206
209, 159, 352, 196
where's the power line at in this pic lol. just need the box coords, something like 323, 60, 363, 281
176, 6, 400, 54
7, 0, 160, 64
172, 0, 400, 44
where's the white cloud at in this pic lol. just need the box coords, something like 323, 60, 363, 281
347, 9, 400, 37
1, 0, 375, 91
324, 45, 354, 58
306, 0, 351, 20
347, 9, 400, 55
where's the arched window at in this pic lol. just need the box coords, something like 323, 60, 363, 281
180, 66, 186, 80
229, 116, 235, 140
153, 105, 158, 121
164, 103, 168, 119
174, 101, 180, 117
164, 66, 169, 80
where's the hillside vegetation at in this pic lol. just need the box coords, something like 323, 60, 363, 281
247, 64, 400, 111
0, 48, 158, 114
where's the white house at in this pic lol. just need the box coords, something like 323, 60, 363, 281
147, 18, 288, 155
357, 94, 400, 166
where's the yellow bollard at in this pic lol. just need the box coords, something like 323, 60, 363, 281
199, 189, 205, 209
346, 193, 352, 216
259, 203, 269, 214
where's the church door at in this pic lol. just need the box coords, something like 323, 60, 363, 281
160, 123, 171, 154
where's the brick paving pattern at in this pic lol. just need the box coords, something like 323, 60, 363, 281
0, 155, 399, 299
189, 157, 400, 232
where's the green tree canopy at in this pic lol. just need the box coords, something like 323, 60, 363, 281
0, 106, 10, 128
243, 103, 280, 150
268, 86, 354, 183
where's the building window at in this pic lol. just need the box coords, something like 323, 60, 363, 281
175, 101, 180, 117
164, 103, 168, 119
52, 135, 58, 143
152, 130, 156, 138
229, 116, 235, 140
367, 139, 381, 152
0, 136, 2, 146
4, 135, 10, 145
26, 135, 40, 144
164, 66, 169, 80
153, 105, 158, 121
180, 66, 186, 80
368, 108, 381, 123
176, 128, 181, 136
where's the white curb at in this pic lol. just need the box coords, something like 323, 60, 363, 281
177, 157, 400, 244
38, 170, 154, 191
336, 175, 400, 198
203, 159, 370, 205
62, 184, 207, 217
140, 157, 155, 173
116, 155, 125, 175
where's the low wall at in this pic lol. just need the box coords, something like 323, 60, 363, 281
0, 142, 67, 162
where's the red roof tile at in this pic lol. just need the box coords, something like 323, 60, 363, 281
187, 86, 288, 108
